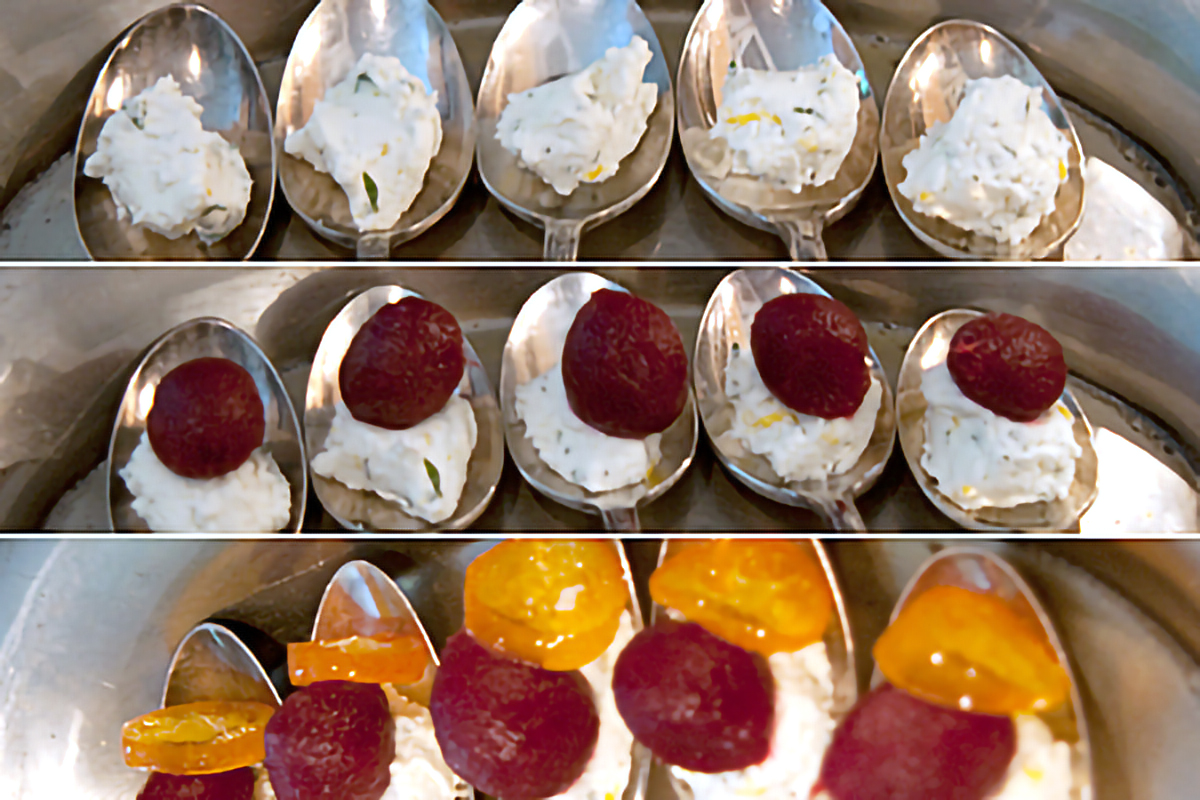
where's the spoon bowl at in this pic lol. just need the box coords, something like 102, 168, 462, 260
163, 622, 281, 708
500, 272, 698, 530
896, 309, 1099, 531
475, 0, 674, 260
275, 0, 476, 259
73, 3, 275, 260
694, 267, 895, 531
880, 19, 1085, 259
107, 317, 307, 533
676, 0, 879, 260
304, 285, 503, 531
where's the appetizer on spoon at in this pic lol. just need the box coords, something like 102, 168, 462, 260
677, 0, 879, 260
108, 318, 306, 533
896, 309, 1098, 531
880, 20, 1084, 259
73, 3, 275, 260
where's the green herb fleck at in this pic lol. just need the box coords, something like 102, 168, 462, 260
794, 107, 814, 114
424, 458, 442, 498
363, 172, 379, 212
201, 205, 227, 215
355, 73, 377, 93
732, 342, 740, 351
729, 59, 737, 70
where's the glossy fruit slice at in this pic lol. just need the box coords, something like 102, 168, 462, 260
650, 539, 833, 656
264, 681, 395, 800
464, 539, 628, 671
612, 619, 774, 773
562, 288, 689, 439
817, 682, 1015, 800
122, 701, 275, 775
750, 293, 871, 419
136, 768, 256, 800
147, 357, 265, 479
287, 633, 429, 687
430, 629, 599, 800
946, 312, 1068, 423
873, 584, 1071, 715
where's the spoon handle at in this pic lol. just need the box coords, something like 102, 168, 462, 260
543, 219, 585, 261
356, 232, 393, 260
601, 506, 641, 532
815, 494, 866, 532
774, 216, 828, 261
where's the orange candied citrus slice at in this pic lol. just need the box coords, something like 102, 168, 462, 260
287, 632, 430, 687
649, 539, 833, 656
121, 700, 274, 775
464, 539, 628, 671
873, 584, 1072, 716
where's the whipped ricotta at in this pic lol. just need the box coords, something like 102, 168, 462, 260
989, 715, 1073, 800
707, 56, 860, 191
898, 76, 1070, 245
83, 75, 252, 243
920, 359, 1081, 510
673, 643, 835, 800
1064, 156, 1186, 260
286, 53, 443, 231
120, 432, 291, 532
724, 341, 881, 483
497, 36, 658, 195
310, 395, 477, 524
514, 363, 662, 493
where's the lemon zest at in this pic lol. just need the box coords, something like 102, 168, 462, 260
585, 164, 604, 180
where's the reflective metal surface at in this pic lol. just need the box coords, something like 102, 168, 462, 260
162, 621, 281, 707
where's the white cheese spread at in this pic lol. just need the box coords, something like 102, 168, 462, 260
285, 53, 443, 231
707, 56, 860, 191
988, 714, 1073, 800
83, 75, 252, 243
496, 36, 658, 195
898, 75, 1070, 245
1064, 156, 1186, 260
310, 395, 477, 524
119, 431, 291, 532
920, 359, 1081, 510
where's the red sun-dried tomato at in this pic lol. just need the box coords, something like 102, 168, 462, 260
136, 768, 256, 800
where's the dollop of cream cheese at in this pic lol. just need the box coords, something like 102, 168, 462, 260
119, 432, 291, 532
1064, 156, 1186, 260
514, 362, 662, 493
310, 395, 477, 524
496, 36, 658, 195
673, 643, 836, 800
83, 75, 252, 243
723, 343, 881, 482
285, 53, 443, 231
898, 75, 1070, 245
706, 56, 860, 191
920, 359, 1081, 510
988, 715, 1073, 800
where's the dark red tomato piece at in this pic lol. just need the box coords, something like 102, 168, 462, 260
816, 683, 1015, 800
263, 681, 395, 800
612, 619, 774, 773
749, 293, 871, 419
561, 288, 688, 439
429, 630, 599, 800
147, 357, 265, 479
137, 768, 256, 800
339, 296, 465, 430
946, 312, 1067, 423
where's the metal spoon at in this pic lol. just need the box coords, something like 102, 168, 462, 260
870, 546, 1093, 798
474, 0, 674, 260
304, 285, 503, 531
499, 272, 698, 531
895, 309, 1099, 531
676, 0, 879, 261
880, 20, 1085, 259
163, 621, 282, 708
651, 538, 856, 797
693, 268, 895, 531
73, 2, 275, 260
275, 0, 476, 259
108, 317, 308, 533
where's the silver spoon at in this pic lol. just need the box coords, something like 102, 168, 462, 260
651, 538, 856, 797
73, 2, 275, 260
880, 20, 1085, 260
676, 0, 879, 261
870, 546, 1093, 798
474, 0, 674, 261
304, 285, 503, 531
163, 621, 282, 708
693, 268, 895, 531
499, 272, 698, 531
275, 0, 476, 259
108, 317, 308, 533
895, 309, 1099, 532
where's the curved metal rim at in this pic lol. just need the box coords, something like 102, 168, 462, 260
160, 620, 283, 707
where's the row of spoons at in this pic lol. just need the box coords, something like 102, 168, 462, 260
143, 541, 1091, 800
105, 266, 1099, 533
72, 0, 1084, 261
